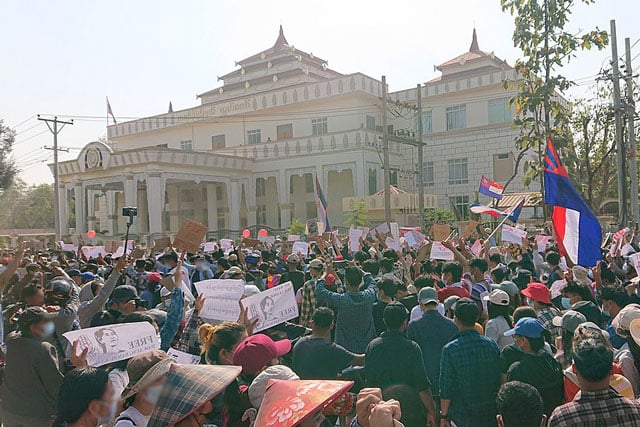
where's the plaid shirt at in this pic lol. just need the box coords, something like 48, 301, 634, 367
440, 329, 502, 427
548, 387, 640, 426
300, 277, 323, 327
537, 305, 562, 340
176, 308, 203, 353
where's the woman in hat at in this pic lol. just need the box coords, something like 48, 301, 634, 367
114, 350, 174, 427
484, 289, 515, 350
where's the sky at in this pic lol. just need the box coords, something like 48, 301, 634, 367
1, 0, 639, 185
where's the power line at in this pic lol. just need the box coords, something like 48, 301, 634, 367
14, 122, 44, 136
8, 115, 36, 129
13, 129, 49, 146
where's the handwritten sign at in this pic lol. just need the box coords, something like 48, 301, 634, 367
63, 322, 159, 367
429, 242, 455, 261
167, 348, 201, 365
203, 241, 217, 252
390, 222, 400, 239
194, 279, 245, 321
130, 248, 145, 260
153, 236, 172, 253
292, 241, 309, 258
404, 230, 425, 249
348, 228, 363, 253
430, 224, 451, 242
375, 222, 390, 236
81, 246, 106, 259
173, 220, 208, 253
240, 281, 298, 333
502, 225, 527, 245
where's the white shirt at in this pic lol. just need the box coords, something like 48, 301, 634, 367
484, 316, 515, 350
108, 369, 129, 403
114, 406, 149, 427
409, 303, 445, 322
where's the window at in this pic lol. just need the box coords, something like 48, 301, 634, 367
311, 117, 328, 135
290, 176, 295, 194
306, 201, 317, 219
181, 188, 195, 202
416, 162, 434, 187
450, 195, 470, 220
420, 110, 432, 134
211, 134, 226, 150
368, 168, 377, 195
247, 129, 261, 145
390, 170, 398, 186
156, 143, 168, 148
255, 178, 266, 198
257, 205, 267, 224
180, 140, 193, 151
448, 158, 468, 184
446, 105, 466, 130
276, 123, 293, 140
216, 186, 223, 200
493, 152, 514, 182
366, 115, 376, 131
488, 98, 511, 124
304, 174, 314, 193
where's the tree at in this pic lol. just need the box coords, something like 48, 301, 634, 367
0, 120, 18, 194
500, 0, 608, 201
0, 179, 54, 229
424, 208, 456, 228
288, 218, 306, 235
344, 199, 370, 228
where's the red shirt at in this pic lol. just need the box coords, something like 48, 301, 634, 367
437, 284, 470, 302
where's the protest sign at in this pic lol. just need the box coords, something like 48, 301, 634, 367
152, 236, 172, 253
281, 241, 294, 256
416, 244, 431, 262
470, 239, 483, 257
203, 241, 217, 252
240, 281, 298, 333
63, 322, 159, 367
404, 230, 426, 249
385, 237, 401, 252
502, 225, 527, 245
429, 242, 455, 261
61, 243, 78, 253
130, 247, 145, 260
292, 241, 309, 257
167, 348, 201, 365
81, 246, 106, 259
287, 235, 300, 242
173, 220, 208, 253
306, 218, 319, 236
462, 221, 480, 239
348, 228, 363, 253
375, 222, 390, 236
258, 234, 275, 245
220, 239, 234, 254
390, 222, 400, 239
630, 253, 640, 276
105, 240, 119, 253
534, 235, 552, 253
194, 279, 244, 321
430, 224, 451, 242
621, 244, 636, 256
243, 238, 260, 248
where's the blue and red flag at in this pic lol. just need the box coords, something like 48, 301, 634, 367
479, 176, 504, 199
106, 96, 117, 124
315, 176, 330, 232
544, 136, 601, 266
470, 198, 524, 223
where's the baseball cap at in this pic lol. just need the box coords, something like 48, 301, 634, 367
17, 306, 55, 329
504, 317, 545, 338
110, 285, 140, 303
67, 269, 81, 278
521, 282, 551, 304
483, 289, 510, 306
245, 254, 260, 265
232, 334, 292, 375
158, 252, 179, 263
444, 295, 460, 313
248, 365, 299, 409
81, 272, 96, 283
325, 273, 336, 286
287, 254, 300, 264
552, 310, 587, 333
418, 287, 439, 305
309, 259, 324, 269
612, 303, 640, 333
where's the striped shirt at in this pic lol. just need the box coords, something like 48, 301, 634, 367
548, 387, 640, 427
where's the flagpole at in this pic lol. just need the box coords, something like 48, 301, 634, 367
486, 197, 526, 242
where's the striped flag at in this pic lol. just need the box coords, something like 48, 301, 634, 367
106, 97, 117, 124
544, 136, 601, 266
470, 198, 524, 223
315, 176, 330, 232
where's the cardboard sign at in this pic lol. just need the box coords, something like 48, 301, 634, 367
173, 220, 208, 253
463, 221, 480, 239
292, 241, 309, 258
502, 225, 527, 245
194, 279, 245, 321
153, 237, 172, 252
242, 238, 260, 249
130, 248, 145, 260
167, 348, 201, 365
429, 242, 455, 261
416, 244, 431, 262
63, 322, 159, 367
240, 281, 298, 333
430, 224, 451, 242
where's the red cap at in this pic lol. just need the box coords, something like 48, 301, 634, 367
325, 273, 336, 286
147, 272, 161, 284
521, 282, 551, 304
232, 334, 291, 375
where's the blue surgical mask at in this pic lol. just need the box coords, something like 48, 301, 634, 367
42, 321, 55, 338
561, 297, 572, 309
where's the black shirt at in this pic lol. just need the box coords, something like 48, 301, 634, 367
292, 336, 355, 379
372, 300, 389, 336
365, 330, 431, 392
280, 270, 305, 293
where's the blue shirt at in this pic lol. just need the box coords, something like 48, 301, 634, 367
406, 310, 458, 394
315, 273, 377, 353
440, 329, 502, 427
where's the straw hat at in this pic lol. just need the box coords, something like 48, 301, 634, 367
122, 350, 174, 400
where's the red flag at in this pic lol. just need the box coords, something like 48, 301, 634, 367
106, 97, 117, 124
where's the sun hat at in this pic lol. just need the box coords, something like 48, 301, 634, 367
521, 282, 551, 304
630, 318, 640, 347
552, 310, 587, 333
147, 364, 241, 427
483, 289, 510, 306
232, 334, 292, 376
122, 350, 174, 400
248, 365, 300, 408
612, 303, 640, 333
504, 317, 545, 338
253, 379, 354, 427
418, 287, 439, 305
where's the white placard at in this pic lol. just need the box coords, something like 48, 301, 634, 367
348, 228, 363, 253
81, 246, 106, 259
390, 222, 400, 239
621, 244, 636, 256
385, 237, 401, 252
240, 281, 298, 333
470, 239, 482, 257
194, 279, 245, 321
559, 256, 568, 271
430, 242, 455, 260
167, 348, 201, 365
630, 252, 640, 275
258, 234, 276, 245
375, 222, 390, 235
502, 225, 527, 245
535, 235, 552, 253
287, 235, 300, 242
220, 239, 234, 254
404, 230, 426, 249
63, 322, 159, 367
203, 241, 217, 252
292, 241, 309, 258
61, 243, 77, 253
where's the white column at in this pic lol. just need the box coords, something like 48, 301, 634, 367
74, 182, 85, 236
146, 173, 164, 235
278, 172, 291, 228
206, 183, 218, 230
124, 174, 138, 234
58, 183, 69, 236
227, 179, 241, 230
87, 190, 96, 232
105, 191, 118, 236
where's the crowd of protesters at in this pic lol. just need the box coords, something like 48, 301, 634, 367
0, 223, 639, 427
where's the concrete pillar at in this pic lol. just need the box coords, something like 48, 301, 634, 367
124, 174, 138, 234
227, 179, 241, 230
146, 173, 164, 235
74, 182, 85, 236
167, 184, 180, 232
105, 191, 118, 236
248, 207, 258, 226
58, 183, 69, 237
206, 183, 218, 230
279, 203, 293, 228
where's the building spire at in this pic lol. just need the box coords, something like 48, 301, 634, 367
274, 25, 288, 47
469, 28, 480, 53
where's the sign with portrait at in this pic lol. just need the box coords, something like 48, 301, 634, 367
240, 281, 298, 333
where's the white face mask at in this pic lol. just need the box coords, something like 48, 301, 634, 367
144, 384, 163, 405
96, 400, 117, 425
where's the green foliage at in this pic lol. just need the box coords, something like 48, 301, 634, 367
288, 218, 306, 235
0, 120, 18, 194
500, 0, 608, 190
0, 179, 55, 229
344, 199, 370, 228
424, 208, 456, 228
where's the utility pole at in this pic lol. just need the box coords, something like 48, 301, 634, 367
416, 84, 424, 229
610, 20, 627, 228
625, 36, 639, 227
382, 76, 391, 224
38, 115, 73, 241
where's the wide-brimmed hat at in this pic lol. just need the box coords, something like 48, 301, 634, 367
254, 379, 353, 427
630, 318, 640, 347
612, 303, 640, 333
147, 364, 241, 427
122, 350, 174, 400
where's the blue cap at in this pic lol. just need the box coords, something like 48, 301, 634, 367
67, 269, 81, 277
80, 272, 96, 283
504, 317, 545, 338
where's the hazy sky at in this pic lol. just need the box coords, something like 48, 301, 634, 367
1, 0, 638, 185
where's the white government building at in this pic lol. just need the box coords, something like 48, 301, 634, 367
56, 27, 529, 241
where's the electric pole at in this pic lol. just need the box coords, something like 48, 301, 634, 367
625, 36, 639, 227
38, 115, 73, 241
610, 20, 627, 228
382, 76, 391, 224
416, 84, 424, 229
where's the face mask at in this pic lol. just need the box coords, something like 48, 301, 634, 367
561, 297, 572, 309
144, 384, 163, 405
527, 299, 535, 308
97, 400, 117, 425
42, 321, 55, 337
196, 263, 208, 272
